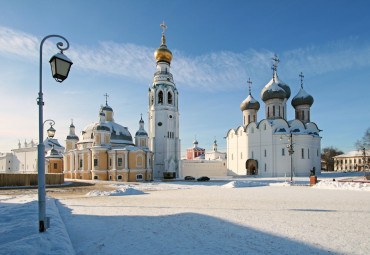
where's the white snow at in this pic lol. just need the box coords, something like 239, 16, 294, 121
1, 172, 369, 255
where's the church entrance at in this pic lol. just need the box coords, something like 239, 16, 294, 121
246, 159, 258, 175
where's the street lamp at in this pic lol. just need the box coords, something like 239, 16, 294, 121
46, 120, 56, 138
280, 133, 294, 183
37, 35, 72, 233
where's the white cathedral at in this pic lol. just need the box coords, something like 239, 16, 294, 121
226, 56, 321, 177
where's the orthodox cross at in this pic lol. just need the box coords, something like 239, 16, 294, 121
299, 72, 304, 88
104, 93, 109, 105
247, 78, 252, 95
160, 21, 167, 35
271, 54, 280, 79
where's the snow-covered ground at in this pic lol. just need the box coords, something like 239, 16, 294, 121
0, 172, 369, 255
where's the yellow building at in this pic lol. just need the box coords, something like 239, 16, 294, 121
63, 102, 153, 182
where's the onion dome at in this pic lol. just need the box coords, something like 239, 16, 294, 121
46, 145, 62, 158
67, 121, 79, 140
102, 105, 113, 112
291, 88, 314, 107
135, 115, 148, 136
154, 23, 172, 64
240, 94, 260, 111
193, 139, 198, 147
291, 72, 314, 107
96, 123, 110, 132
261, 79, 286, 102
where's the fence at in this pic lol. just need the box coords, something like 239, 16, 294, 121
0, 173, 64, 187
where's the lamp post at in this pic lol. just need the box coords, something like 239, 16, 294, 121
37, 35, 73, 233
280, 133, 294, 183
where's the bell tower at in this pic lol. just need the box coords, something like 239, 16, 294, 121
148, 22, 180, 179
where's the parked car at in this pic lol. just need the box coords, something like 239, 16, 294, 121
197, 176, 210, 182
184, 176, 195, 181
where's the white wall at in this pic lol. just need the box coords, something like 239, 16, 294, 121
181, 160, 227, 177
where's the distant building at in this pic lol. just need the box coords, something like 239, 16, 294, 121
334, 150, 370, 171
186, 140, 205, 160
0, 137, 64, 174
204, 139, 226, 160
226, 56, 321, 177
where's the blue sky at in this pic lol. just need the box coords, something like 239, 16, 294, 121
0, 0, 369, 155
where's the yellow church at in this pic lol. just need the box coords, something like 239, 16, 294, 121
63, 100, 153, 182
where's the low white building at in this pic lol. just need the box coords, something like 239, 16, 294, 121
334, 150, 370, 172
226, 56, 321, 178
0, 153, 14, 172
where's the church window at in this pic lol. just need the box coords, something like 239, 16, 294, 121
158, 122, 162, 126
118, 175, 122, 180
94, 159, 98, 167
273, 106, 275, 116
169, 115, 173, 119
109, 158, 112, 167
279, 106, 281, 117
54, 163, 57, 169
354, 159, 357, 163
168, 92, 173, 104
359, 159, 362, 164
151, 96, 154, 105
345, 159, 347, 164
264, 149, 267, 157
283, 107, 284, 119
302, 111, 305, 120
136, 174, 143, 180
317, 149, 319, 157
158, 91, 163, 104
79, 159, 83, 168
301, 148, 304, 159
264, 163, 267, 172
308, 148, 310, 159
248, 115, 250, 124
109, 175, 112, 180
268, 107, 270, 117
94, 175, 98, 180
282, 148, 285, 156
253, 115, 256, 122
117, 158, 123, 167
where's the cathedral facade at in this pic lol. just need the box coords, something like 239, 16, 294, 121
63, 103, 153, 182
148, 23, 181, 179
226, 56, 321, 178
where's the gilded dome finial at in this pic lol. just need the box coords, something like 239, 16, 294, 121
160, 21, 167, 45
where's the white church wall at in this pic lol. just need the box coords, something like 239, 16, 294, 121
181, 159, 227, 178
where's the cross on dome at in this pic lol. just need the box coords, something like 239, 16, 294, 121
104, 93, 109, 105
299, 72, 304, 88
160, 21, 167, 35
247, 78, 252, 95
271, 54, 280, 81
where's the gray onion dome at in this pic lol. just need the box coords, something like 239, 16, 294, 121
274, 74, 291, 99
261, 80, 286, 102
240, 94, 260, 111
291, 88, 314, 107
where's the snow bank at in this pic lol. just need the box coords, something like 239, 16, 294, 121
222, 180, 269, 188
110, 182, 203, 191
86, 188, 146, 197
313, 180, 370, 191
0, 195, 74, 255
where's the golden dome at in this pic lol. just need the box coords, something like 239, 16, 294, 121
154, 34, 172, 63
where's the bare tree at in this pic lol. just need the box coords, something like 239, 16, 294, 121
321, 147, 344, 171
355, 127, 370, 150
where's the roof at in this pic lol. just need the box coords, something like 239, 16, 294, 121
334, 150, 370, 158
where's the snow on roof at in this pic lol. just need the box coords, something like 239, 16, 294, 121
335, 150, 370, 158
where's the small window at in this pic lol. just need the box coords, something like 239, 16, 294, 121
158, 91, 163, 104
354, 159, 357, 163
168, 92, 173, 104
79, 159, 83, 168
264, 163, 267, 172
308, 148, 310, 159
94, 159, 98, 167
248, 115, 250, 124
117, 158, 123, 167
301, 148, 304, 159
282, 148, 285, 156
158, 122, 162, 126
54, 163, 57, 169
264, 149, 267, 157
273, 106, 275, 116
118, 175, 122, 180
94, 175, 98, 180
109, 175, 112, 180
136, 174, 143, 180
251, 151, 254, 158
109, 158, 112, 167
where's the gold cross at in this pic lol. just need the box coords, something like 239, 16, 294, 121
160, 21, 167, 34
104, 93, 109, 105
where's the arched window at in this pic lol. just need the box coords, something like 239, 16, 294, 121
273, 106, 275, 116
268, 107, 270, 117
158, 91, 163, 104
279, 106, 281, 117
248, 115, 250, 124
302, 111, 305, 120
168, 92, 173, 104
117, 175, 122, 180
